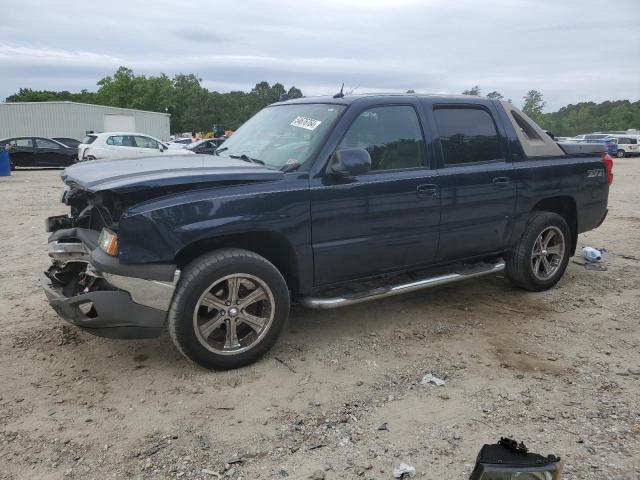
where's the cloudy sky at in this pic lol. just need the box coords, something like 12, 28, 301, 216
1, 0, 638, 111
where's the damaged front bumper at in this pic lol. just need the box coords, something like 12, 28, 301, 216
42, 227, 180, 339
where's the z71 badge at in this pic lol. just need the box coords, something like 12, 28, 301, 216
587, 168, 605, 178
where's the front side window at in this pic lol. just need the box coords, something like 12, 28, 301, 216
35, 138, 61, 149
133, 136, 159, 149
340, 105, 426, 171
217, 103, 346, 169
434, 107, 503, 165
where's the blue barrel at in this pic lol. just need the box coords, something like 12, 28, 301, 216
0, 150, 10, 176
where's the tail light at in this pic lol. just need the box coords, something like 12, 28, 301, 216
602, 153, 614, 184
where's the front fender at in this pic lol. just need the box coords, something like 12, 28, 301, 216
117, 177, 311, 267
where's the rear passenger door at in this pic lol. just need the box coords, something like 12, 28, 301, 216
428, 103, 515, 260
33, 138, 66, 167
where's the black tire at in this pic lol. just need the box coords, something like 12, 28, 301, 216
168, 248, 290, 370
616, 149, 625, 158
505, 211, 572, 292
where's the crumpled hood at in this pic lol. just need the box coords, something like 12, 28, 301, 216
62, 155, 284, 194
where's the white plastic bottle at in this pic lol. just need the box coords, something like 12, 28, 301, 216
582, 247, 602, 262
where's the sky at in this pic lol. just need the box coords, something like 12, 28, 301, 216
0, 0, 638, 112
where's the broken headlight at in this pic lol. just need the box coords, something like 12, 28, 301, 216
469, 438, 562, 480
98, 228, 119, 256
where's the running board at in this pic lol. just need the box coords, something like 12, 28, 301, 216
299, 260, 505, 310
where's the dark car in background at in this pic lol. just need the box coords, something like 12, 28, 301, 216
52, 137, 81, 148
0, 137, 78, 169
187, 138, 225, 155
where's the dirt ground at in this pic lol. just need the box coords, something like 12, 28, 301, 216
1, 160, 639, 480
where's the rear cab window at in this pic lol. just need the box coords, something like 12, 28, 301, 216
433, 107, 503, 165
82, 135, 97, 144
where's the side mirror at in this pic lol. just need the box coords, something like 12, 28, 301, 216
328, 148, 371, 177
159, 144, 167, 152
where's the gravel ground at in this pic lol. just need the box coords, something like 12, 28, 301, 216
1, 160, 639, 480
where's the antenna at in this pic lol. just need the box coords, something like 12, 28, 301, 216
333, 82, 345, 99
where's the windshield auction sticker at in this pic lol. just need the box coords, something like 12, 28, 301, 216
290, 116, 322, 131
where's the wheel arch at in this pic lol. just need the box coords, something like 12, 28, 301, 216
174, 230, 301, 293
531, 195, 578, 254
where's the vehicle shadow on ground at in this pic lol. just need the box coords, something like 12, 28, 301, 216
49, 274, 547, 378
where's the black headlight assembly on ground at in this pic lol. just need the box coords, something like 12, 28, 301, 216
469, 438, 562, 480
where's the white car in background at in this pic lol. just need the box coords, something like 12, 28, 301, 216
78, 132, 195, 161
167, 137, 194, 149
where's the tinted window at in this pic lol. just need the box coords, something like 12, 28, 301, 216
133, 136, 159, 149
340, 105, 426, 171
434, 107, 502, 165
35, 138, 61, 149
82, 135, 97, 144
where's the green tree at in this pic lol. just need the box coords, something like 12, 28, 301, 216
486, 91, 504, 100
462, 86, 481, 96
287, 86, 303, 99
522, 89, 545, 120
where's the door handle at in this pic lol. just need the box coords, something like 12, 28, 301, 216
492, 177, 510, 187
416, 184, 438, 198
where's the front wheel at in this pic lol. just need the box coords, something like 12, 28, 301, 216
168, 248, 290, 370
505, 212, 571, 291
616, 149, 626, 158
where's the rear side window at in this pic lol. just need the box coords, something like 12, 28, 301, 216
82, 135, 97, 144
12, 138, 34, 147
35, 138, 60, 149
340, 105, 426, 171
434, 107, 502, 165
106, 135, 135, 146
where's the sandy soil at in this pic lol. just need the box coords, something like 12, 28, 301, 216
1, 161, 639, 480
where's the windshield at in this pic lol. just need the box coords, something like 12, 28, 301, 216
217, 103, 346, 169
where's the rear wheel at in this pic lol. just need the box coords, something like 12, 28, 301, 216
168, 248, 290, 370
505, 212, 571, 291
616, 149, 625, 158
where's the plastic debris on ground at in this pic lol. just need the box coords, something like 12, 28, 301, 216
420, 373, 445, 387
581, 246, 602, 262
393, 462, 416, 478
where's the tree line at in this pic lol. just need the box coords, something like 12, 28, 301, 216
6, 67, 303, 133
5, 67, 638, 136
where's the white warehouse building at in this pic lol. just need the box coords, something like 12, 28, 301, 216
0, 101, 171, 141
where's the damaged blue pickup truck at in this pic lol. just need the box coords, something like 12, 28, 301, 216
43, 94, 612, 369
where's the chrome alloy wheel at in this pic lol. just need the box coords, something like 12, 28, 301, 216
193, 274, 275, 355
531, 226, 565, 281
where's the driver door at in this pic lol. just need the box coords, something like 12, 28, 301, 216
310, 104, 441, 286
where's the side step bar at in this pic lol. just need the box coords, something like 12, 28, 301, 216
300, 260, 505, 310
